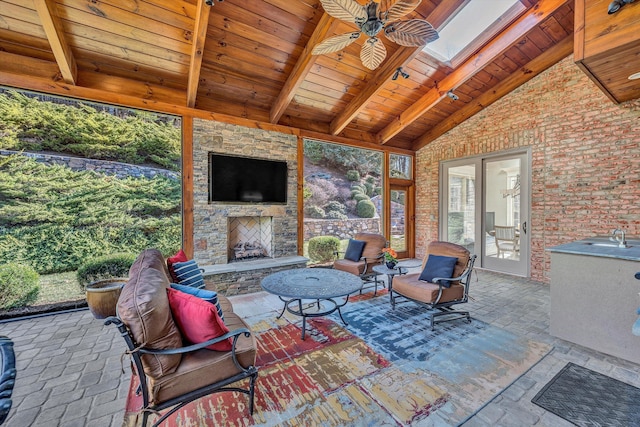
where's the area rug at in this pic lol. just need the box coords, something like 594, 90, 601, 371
531, 362, 640, 427
124, 291, 551, 426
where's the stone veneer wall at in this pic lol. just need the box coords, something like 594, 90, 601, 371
415, 56, 640, 283
191, 119, 298, 266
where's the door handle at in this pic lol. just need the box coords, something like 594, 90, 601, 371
522, 221, 527, 234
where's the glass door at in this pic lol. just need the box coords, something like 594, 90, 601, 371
441, 150, 529, 276
442, 163, 477, 254
389, 186, 412, 259
482, 153, 529, 275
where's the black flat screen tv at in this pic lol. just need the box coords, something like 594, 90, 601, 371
209, 153, 288, 203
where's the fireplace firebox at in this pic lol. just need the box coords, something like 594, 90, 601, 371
227, 216, 273, 262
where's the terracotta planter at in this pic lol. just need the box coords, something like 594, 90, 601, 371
85, 278, 127, 319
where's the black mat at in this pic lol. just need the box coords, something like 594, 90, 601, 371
532, 362, 640, 426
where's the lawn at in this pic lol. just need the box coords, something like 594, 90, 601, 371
37, 271, 85, 305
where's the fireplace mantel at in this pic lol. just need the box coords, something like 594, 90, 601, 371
201, 255, 308, 275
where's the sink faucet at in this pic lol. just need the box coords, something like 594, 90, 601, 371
610, 228, 627, 248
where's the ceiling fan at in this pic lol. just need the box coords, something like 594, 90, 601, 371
312, 0, 439, 70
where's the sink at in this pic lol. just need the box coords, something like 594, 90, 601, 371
583, 242, 631, 248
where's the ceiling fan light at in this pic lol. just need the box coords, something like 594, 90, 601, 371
317, 0, 436, 70
392, 67, 410, 80
608, 0, 624, 13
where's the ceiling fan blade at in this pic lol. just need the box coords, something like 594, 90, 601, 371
382, 0, 421, 22
319, 0, 367, 22
312, 32, 361, 55
360, 37, 387, 70
384, 19, 439, 46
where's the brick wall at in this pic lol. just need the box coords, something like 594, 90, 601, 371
192, 119, 298, 266
415, 56, 640, 283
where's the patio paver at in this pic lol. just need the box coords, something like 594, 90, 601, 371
1, 268, 639, 426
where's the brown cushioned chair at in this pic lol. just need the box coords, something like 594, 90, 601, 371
333, 232, 387, 294
107, 249, 258, 427
390, 241, 477, 330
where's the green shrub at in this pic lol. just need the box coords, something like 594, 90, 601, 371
326, 211, 348, 220
0, 263, 39, 310
356, 199, 376, 218
324, 201, 346, 214
351, 184, 365, 194
354, 193, 370, 202
346, 170, 360, 181
77, 252, 137, 289
308, 236, 340, 263
303, 182, 312, 200
363, 182, 374, 195
305, 205, 325, 219
0, 155, 181, 273
0, 90, 181, 170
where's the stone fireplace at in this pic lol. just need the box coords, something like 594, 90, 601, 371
190, 119, 307, 296
228, 216, 273, 262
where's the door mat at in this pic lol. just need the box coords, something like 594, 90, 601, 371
532, 362, 640, 426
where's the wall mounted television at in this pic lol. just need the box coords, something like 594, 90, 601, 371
208, 153, 288, 203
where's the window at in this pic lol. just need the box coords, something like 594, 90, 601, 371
302, 139, 384, 264
424, 0, 522, 64
390, 154, 412, 180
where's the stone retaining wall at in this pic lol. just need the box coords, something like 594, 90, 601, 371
0, 150, 179, 180
303, 217, 382, 240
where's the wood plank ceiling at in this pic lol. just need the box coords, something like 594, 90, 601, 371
0, 0, 575, 152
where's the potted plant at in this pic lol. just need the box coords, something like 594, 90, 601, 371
77, 253, 135, 319
382, 247, 398, 269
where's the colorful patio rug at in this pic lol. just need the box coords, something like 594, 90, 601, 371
124, 290, 552, 426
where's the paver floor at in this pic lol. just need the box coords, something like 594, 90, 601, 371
1, 268, 639, 426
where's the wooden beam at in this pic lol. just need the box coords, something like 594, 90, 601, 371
412, 34, 574, 150
573, 0, 585, 62
182, 116, 194, 258
296, 135, 305, 256
376, 0, 570, 144
33, 0, 77, 85
329, 0, 467, 136
187, 0, 211, 108
269, 13, 338, 124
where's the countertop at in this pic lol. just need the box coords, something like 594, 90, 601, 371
547, 237, 640, 262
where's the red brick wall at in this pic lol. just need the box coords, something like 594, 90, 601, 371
415, 56, 640, 283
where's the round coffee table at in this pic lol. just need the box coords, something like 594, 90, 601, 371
261, 268, 363, 339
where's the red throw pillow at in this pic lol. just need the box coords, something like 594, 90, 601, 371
166, 288, 232, 351
167, 249, 188, 282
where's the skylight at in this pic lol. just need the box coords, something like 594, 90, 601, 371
424, 0, 520, 62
